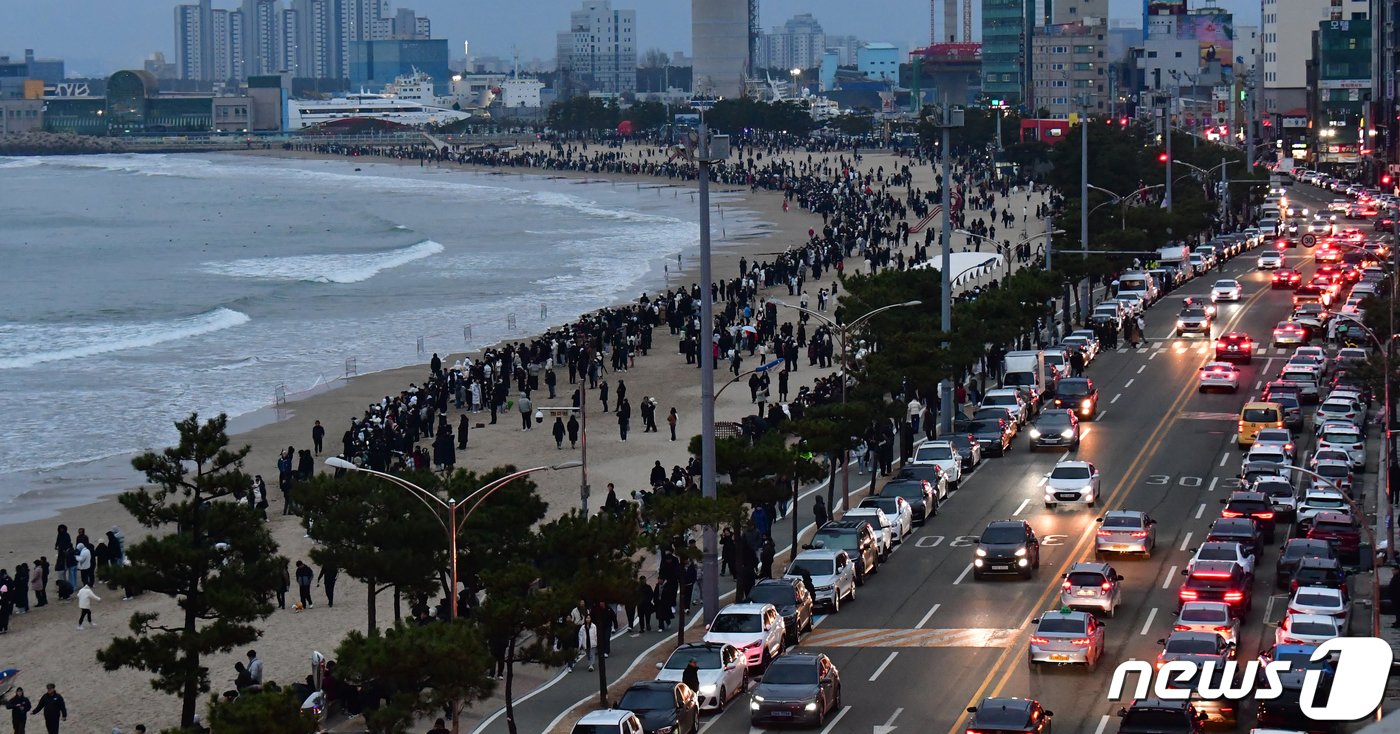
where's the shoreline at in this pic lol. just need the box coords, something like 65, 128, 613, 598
0, 147, 771, 528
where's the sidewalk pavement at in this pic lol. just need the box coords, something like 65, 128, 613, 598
467, 466, 884, 734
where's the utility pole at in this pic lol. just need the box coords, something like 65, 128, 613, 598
696, 119, 720, 628
937, 99, 963, 436
1079, 98, 1090, 323
1245, 70, 1256, 170
1220, 157, 1229, 229
1165, 103, 1174, 212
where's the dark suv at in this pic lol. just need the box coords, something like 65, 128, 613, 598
1219, 491, 1277, 542
1289, 556, 1348, 597
1214, 332, 1255, 363
812, 521, 879, 583
1052, 377, 1099, 419
973, 520, 1041, 580
1205, 517, 1263, 558
966, 697, 1054, 734
746, 578, 813, 647
1177, 560, 1253, 615
1115, 699, 1205, 734
1275, 539, 1333, 590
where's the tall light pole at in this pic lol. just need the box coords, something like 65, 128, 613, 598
790, 67, 801, 98
935, 100, 964, 436
322, 457, 579, 734
1079, 98, 1090, 323
771, 299, 922, 509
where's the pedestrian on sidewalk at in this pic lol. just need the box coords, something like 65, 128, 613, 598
653, 579, 673, 632
634, 576, 653, 634
813, 496, 829, 528
576, 613, 597, 672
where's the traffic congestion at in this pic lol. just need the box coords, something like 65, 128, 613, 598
574, 171, 1393, 734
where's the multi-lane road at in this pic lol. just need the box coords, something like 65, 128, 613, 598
694, 181, 1367, 734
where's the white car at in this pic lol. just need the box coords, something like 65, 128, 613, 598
1043, 461, 1101, 508
704, 603, 786, 668
1274, 612, 1342, 647
784, 549, 856, 612
1340, 295, 1365, 315
1197, 362, 1240, 392
571, 710, 644, 734
1297, 489, 1350, 525
655, 642, 748, 711
1211, 279, 1243, 302
1189, 541, 1256, 578
980, 388, 1030, 425
858, 495, 912, 540
1317, 423, 1366, 470
844, 507, 894, 558
1286, 586, 1349, 633
1293, 346, 1330, 372
1310, 459, 1354, 494
1310, 448, 1353, 469
1068, 329, 1101, 360
910, 439, 964, 490
1315, 397, 1363, 426
1251, 428, 1296, 462
1243, 444, 1290, 470
1257, 250, 1284, 269
1116, 293, 1145, 316
1174, 601, 1241, 653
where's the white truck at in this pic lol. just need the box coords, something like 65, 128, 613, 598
1002, 350, 1048, 408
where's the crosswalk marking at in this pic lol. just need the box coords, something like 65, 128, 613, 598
801, 627, 1021, 648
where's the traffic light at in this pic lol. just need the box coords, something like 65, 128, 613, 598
1120, 117, 1129, 127
1158, 152, 1169, 163
1383, 174, 1393, 186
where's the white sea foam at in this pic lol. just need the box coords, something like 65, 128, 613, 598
202, 239, 444, 283
0, 308, 252, 370
0, 157, 41, 170
529, 190, 680, 224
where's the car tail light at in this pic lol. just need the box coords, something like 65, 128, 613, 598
1130, 531, 1149, 538
1221, 510, 1242, 518
1256, 512, 1275, 520
1174, 624, 1191, 631
1062, 581, 1072, 591
1101, 581, 1114, 591
1194, 571, 1233, 579
1071, 638, 1093, 646
1224, 591, 1245, 602
1030, 636, 1048, 645
1096, 530, 1112, 537
1214, 625, 1233, 632
1179, 589, 1198, 600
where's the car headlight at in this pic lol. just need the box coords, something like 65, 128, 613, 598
1028, 428, 1041, 438
975, 548, 987, 557
751, 700, 762, 710
656, 727, 674, 734
805, 702, 818, 711
1081, 399, 1092, 410
815, 584, 833, 591
1014, 547, 1028, 557
699, 684, 717, 695
753, 695, 765, 703
1061, 429, 1075, 438
1177, 320, 1186, 328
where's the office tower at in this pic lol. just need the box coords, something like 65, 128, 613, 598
692, 0, 748, 96
556, 0, 637, 95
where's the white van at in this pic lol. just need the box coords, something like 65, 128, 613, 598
1115, 271, 1158, 304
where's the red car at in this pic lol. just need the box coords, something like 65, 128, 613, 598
1214, 332, 1254, 363
1306, 511, 1362, 563
1272, 268, 1302, 289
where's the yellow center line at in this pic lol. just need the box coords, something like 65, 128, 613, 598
945, 281, 1274, 734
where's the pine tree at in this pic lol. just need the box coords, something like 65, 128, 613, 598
205, 688, 319, 734
98, 413, 286, 728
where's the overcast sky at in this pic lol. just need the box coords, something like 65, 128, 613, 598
3, 0, 1261, 77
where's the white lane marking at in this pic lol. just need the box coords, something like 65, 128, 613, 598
953, 563, 974, 585
1093, 714, 1112, 734
1111, 392, 1122, 404
1038, 474, 1049, 487
1096, 409, 1108, 421
1149, 350, 1159, 360
1230, 433, 1239, 443
1140, 607, 1159, 636
1125, 378, 1136, 388
916, 603, 941, 629
818, 706, 851, 734
1195, 503, 1206, 519
1013, 498, 1030, 516
1163, 565, 1179, 589
1255, 380, 1263, 390
1179, 532, 1193, 552
869, 651, 899, 681
1137, 364, 1147, 374
1219, 453, 1229, 467
1207, 477, 1219, 493
883, 709, 904, 728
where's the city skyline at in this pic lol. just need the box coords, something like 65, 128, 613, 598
4, 0, 1261, 77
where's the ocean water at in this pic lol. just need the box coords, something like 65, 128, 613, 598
0, 152, 754, 514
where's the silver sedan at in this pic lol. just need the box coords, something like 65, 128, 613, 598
1095, 510, 1157, 557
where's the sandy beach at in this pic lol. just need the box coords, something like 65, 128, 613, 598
0, 140, 1043, 733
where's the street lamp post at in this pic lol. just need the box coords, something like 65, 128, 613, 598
321, 457, 580, 734
771, 300, 922, 510
934, 101, 964, 436
790, 68, 801, 98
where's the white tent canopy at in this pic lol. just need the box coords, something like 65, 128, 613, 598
909, 252, 1006, 287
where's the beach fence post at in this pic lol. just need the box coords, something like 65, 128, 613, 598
344, 357, 357, 378
507, 313, 517, 330
539, 303, 548, 321
416, 336, 425, 355
463, 324, 472, 342
274, 384, 287, 406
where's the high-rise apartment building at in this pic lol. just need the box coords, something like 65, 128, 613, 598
174, 3, 206, 81
241, 0, 279, 76
556, 0, 637, 95
277, 7, 300, 75
373, 8, 431, 40
692, 0, 749, 97
292, 0, 334, 79
1262, 0, 1365, 114
756, 13, 825, 72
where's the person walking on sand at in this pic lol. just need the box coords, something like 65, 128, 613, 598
517, 392, 533, 431
317, 563, 338, 607
667, 407, 678, 441
31, 684, 64, 734
276, 560, 290, 610
599, 380, 610, 413
295, 561, 314, 609
6, 685, 30, 734
311, 420, 325, 455
53, 525, 73, 592
552, 417, 566, 449
617, 398, 631, 441
74, 544, 92, 589
457, 414, 469, 451
76, 584, 99, 629
567, 414, 580, 448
